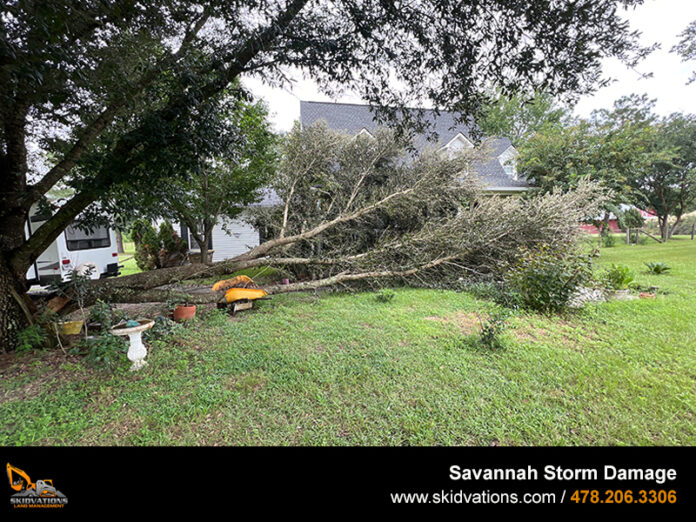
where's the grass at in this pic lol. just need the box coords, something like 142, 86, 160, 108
118, 241, 141, 277
1, 238, 694, 445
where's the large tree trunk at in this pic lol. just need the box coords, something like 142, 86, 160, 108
0, 258, 30, 351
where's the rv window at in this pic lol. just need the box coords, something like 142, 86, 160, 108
65, 224, 111, 251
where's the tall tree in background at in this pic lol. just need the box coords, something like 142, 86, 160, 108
478, 91, 571, 147
519, 95, 670, 233
630, 113, 696, 240
0, 0, 654, 348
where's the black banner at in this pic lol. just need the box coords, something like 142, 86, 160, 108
2, 447, 694, 514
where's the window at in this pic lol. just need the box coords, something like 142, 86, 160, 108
501, 158, 516, 178
64, 224, 110, 251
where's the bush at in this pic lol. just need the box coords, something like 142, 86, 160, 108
603, 264, 634, 290
143, 315, 185, 342
478, 308, 512, 350
600, 230, 616, 247
621, 207, 645, 230
131, 219, 188, 270
504, 245, 596, 313
16, 324, 49, 353
374, 289, 396, 303
81, 333, 128, 371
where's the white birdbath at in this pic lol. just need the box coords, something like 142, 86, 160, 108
110, 319, 154, 371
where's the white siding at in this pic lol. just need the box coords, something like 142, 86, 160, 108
210, 216, 260, 262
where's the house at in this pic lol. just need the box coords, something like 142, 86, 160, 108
180, 100, 528, 261
300, 100, 529, 195
580, 205, 657, 234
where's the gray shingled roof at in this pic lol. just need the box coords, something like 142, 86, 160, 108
300, 100, 529, 190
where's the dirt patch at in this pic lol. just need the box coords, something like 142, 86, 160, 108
424, 311, 482, 334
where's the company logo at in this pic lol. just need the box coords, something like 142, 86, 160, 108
6, 463, 68, 509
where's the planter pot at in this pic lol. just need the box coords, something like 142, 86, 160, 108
173, 304, 197, 322
59, 320, 84, 336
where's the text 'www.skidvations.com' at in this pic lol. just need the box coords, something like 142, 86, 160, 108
390, 490, 564, 505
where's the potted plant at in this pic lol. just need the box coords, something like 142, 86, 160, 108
167, 291, 197, 322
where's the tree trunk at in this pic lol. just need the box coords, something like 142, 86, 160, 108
0, 258, 30, 351
116, 230, 125, 254
668, 216, 682, 240
659, 216, 669, 242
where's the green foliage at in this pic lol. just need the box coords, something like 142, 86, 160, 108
165, 290, 193, 311
143, 315, 185, 342
87, 299, 127, 332
672, 214, 696, 235
629, 113, 696, 240
519, 95, 670, 217
644, 262, 671, 274
603, 264, 635, 290
16, 324, 49, 353
131, 219, 187, 270
478, 90, 570, 147
600, 230, 616, 247
478, 308, 512, 350
81, 334, 128, 371
374, 289, 396, 303
671, 19, 696, 84
505, 245, 596, 313
621, 207, 645, 229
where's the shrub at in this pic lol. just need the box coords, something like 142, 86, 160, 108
143, 315, 185, 342
478, 308, 512, 350
374, 289, 396, 303
600, 230, 616, 247
16, 324, 49, 353
131, 219, 188, 270
504, 245, 596, 313
81, 333, 128, 371
644, 262, 671, 274
603, 264, 634, 290
621, 208, 645, 230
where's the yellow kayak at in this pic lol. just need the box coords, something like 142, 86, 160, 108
224, 287, 268, 303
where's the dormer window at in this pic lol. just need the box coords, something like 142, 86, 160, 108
442, 133, 474, 152
356, 128, 374, 139
497, 146, 519, 180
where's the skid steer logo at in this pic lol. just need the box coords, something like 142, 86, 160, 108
6, 463, 68, 509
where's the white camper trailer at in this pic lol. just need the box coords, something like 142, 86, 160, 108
25, 206, 120, 286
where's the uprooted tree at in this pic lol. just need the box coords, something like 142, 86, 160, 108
1, 0, 651, 348
92, 122, 610, 304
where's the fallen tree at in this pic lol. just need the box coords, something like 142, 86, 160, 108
85, 123, 609, 305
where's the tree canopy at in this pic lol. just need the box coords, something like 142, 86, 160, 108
478, 91, 571, 147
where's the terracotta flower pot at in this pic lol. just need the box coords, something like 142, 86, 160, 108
173, 304, 197, 322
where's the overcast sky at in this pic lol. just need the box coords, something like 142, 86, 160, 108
242, 0, 696, 132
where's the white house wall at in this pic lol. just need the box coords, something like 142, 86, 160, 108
210, 217, 260, 262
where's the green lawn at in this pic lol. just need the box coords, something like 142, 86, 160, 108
1, 238, 694, 445
118, 241, 141, 277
